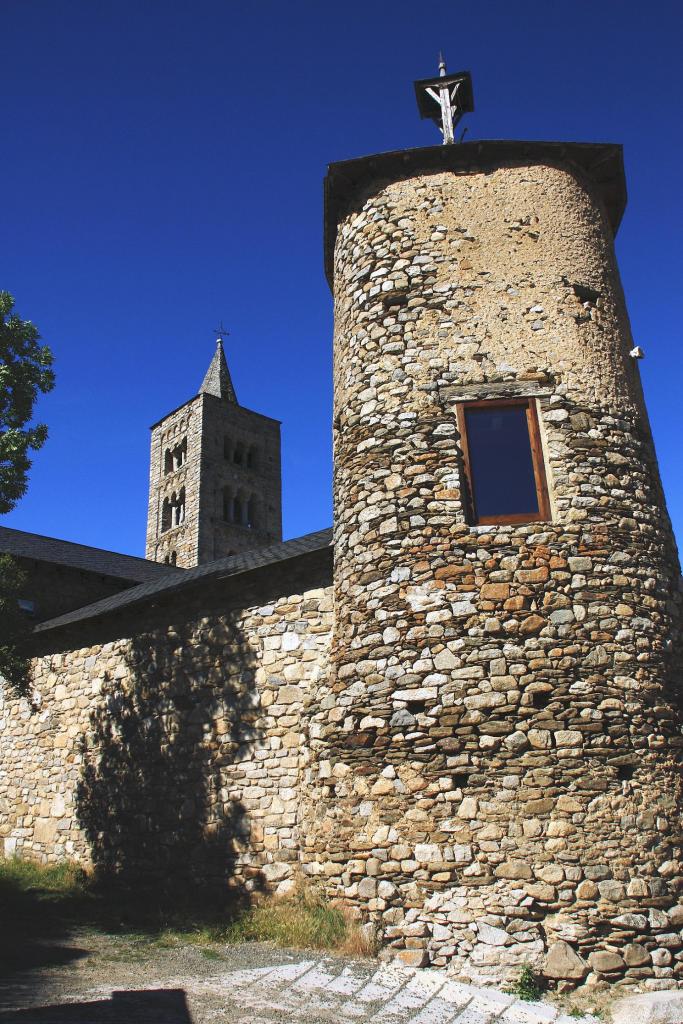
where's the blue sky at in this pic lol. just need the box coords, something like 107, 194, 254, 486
2, 0, 682, 556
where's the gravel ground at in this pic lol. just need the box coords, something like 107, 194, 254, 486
0, 930, 603, 1024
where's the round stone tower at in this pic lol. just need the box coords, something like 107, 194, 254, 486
305, 140, 683, 988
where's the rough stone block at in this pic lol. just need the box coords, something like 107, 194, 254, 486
589, 951, 625, 974
544, 940, 589, 980
611, 991, 683, 1023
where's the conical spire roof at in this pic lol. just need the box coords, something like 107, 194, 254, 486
199, 340, 237, 403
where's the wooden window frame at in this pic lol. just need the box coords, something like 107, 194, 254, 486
456, 397, 551, 526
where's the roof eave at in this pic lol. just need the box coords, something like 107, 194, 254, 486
30, 528, 333, 638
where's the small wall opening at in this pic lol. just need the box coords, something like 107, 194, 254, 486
572, 282, 601, 306
406, 699, 426, 715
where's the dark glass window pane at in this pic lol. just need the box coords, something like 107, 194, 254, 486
464, 405, 539, 519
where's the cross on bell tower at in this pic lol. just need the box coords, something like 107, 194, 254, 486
213, 320, 230, 343
414, 56, 474, 144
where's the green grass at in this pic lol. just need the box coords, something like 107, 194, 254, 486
0, 854, 94, 934
0, 855, 373, 970
200, 948, 224, 961
145, 887, 370, 956
220, 887, 351, 950
0, 855, 96, 976
0, 855, 89, 896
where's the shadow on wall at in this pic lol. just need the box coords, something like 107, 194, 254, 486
75, 614, 263, 911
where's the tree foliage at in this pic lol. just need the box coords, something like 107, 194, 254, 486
0, 290, 55, 513
0, 554, 31, 697
0, 291, 55, 699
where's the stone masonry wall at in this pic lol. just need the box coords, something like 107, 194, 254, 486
198, 397, 282, 563
303, 158, 683, 990
146, 397, 203, 567
0, 558, 332, 898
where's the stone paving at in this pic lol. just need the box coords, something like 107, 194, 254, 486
0, 941, 603, 1023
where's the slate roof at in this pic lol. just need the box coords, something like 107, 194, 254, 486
199, 339, 237, 403
0, 526, 184, 583
33, 527, 333, 635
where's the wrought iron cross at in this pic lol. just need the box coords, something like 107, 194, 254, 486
213, 321, 230, 342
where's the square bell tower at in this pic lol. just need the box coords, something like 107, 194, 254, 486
145, 337, 282, 567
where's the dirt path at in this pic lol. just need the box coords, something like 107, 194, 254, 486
0, 929, 606, 1024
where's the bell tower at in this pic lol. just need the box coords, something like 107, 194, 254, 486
146, 335, 282, 567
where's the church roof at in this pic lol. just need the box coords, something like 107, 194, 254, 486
0, 526, 184, 583
199, 339, 237, 402
31, 528, 332, 636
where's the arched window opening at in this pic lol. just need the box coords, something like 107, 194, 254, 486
161, 497, 171, 532
247, 497, 257, 529
162, 490, 186, 531
173, 487, 185, 526
165, 439, 187, 474
247, 447, 258, 470
233, 443, 244, 466
170, 551, 177, 566
173, 438, 187, 470
222, 486, 232, 522
233, 495, 243, 524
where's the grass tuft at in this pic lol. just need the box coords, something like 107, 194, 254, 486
504, 964, 546, 1002
187, 887, 374, 956
221, 887, 347, 949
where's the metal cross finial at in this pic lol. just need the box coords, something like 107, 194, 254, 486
214, 321, 230, 343
414, 58, 474, 145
